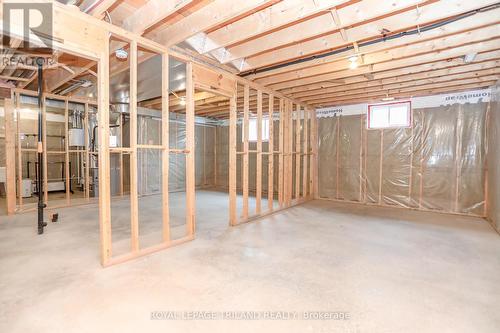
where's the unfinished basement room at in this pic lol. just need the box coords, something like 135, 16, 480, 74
0, 0, 499, 332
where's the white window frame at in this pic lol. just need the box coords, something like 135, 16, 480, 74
245, 117, 270, 142
367, 101, 412, 130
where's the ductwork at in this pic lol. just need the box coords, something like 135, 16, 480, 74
109, 55, 186, 110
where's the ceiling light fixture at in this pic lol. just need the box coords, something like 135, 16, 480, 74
463, 52, 477, 63
115, 48, 128, 60
348, 55, 359, 69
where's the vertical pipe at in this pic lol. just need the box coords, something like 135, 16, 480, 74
36, 58, 46, 234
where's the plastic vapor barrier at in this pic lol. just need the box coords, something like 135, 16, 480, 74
318, 103, 488, 216
487, 84, 500, 232
130, 114, 217, 196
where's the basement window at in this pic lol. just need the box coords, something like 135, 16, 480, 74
246, 118, 270, 142
367, 101, 412, 129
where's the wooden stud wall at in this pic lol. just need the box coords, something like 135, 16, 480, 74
1, 3, 314, 266
231, 90, 316, 225
10, 89, 96, 214
4, 98, 16, 215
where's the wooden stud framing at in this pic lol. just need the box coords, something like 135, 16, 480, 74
161, 52, 170, 242
256, 90, 263, 215
98, 36, 112, 265
1, 2, 316, 266
287, 101, 293, 206
278, 99, 284, 207
42, 96, 48, 204
268, 94, 274, 211
16, 93, 22, 209
229, 87, 238, 226
185, 62, 196, 236
65, 100, 70, 204
336, 116, 340, 199
282, 101, 289, 206
295, 104, 301, 200
84, 103, 90, 202
310, 109, 318, 198
119, 114, 124, 196
378, 130, 384, 205
242, 85, 250, 219
302, 107, 309, 198
359, 115, 364, 202
4, 98, 16, 215
289, 101, 294, 204
129, 40, 139, 252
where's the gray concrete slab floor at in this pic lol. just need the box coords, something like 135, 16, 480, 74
1, 192, 500, 332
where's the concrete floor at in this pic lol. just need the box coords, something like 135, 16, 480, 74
1, 192, 500, 332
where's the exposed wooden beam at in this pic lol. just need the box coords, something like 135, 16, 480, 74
201, 0, 348, 53
154, 0, 278, 47
86, 0, 119, 18
46, 60, 95, 93
0, 75, 31, 82
268, 38, 500, 90
230, 0, 499, 70
259, 23, 500, 87
304, 72, 500, 104
310, 80, 497, 107
292, 60, 500, 100
246, 7, 500, 80
122, 0, 197, 35
223, 0, 430, 65
281, 50, 500, 95
0, 38, 22, 72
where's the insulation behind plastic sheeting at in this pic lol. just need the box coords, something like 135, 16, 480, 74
487, 84, 500, 232
215, 125, 229, 189
318, 117, 339, 199
339, 116, 362, 201
133, 115, 217, 195
318, 103, 488, 217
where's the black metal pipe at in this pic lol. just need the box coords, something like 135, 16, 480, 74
36, 57, 47, 235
